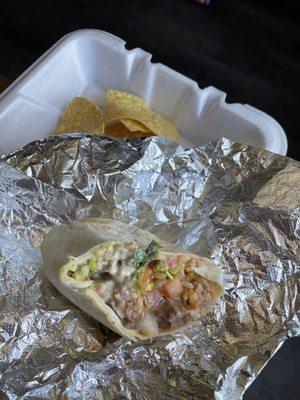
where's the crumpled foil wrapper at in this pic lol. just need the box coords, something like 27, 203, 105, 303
1, 134, 299, 400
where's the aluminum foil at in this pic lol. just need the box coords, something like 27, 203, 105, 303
1, 134, 299, 399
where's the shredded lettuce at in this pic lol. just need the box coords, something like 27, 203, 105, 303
87, 256, 97, 273
69, 266, 84, 280
188, 271, 196, 279
166, 271, 173, 280
136, 280, 142, 295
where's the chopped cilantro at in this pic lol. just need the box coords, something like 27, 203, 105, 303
132, 240, 161, 292
133, 240, 161, 277
145, 240, 160, 258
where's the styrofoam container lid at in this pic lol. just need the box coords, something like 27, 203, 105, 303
0, 29, 287, 156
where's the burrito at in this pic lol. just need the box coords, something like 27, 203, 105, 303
41, 218, 223, 341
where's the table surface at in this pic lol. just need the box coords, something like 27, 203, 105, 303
0, 1, 299, 399
0, 74, 10, 93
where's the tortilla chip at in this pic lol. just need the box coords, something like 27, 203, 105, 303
120, 118, 151, 133
105, 90, 179, 141
105, 122, 153, 138
106, 90, 151, 112
54, 97, 104, 135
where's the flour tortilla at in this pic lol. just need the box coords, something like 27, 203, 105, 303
41, 218, 223, 341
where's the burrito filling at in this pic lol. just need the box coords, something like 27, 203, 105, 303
67, 240, 221, 336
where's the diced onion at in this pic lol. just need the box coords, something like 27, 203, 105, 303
137, 312, 159, 336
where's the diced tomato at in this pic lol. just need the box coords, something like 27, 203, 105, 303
158, 289, 168, 298
143, 290, 164, 308
167, 256, 181, 268
140, 268, 151, 289
162, 278, 183, 299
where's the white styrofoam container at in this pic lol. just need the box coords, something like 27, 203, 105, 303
0, 29, 287, 156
